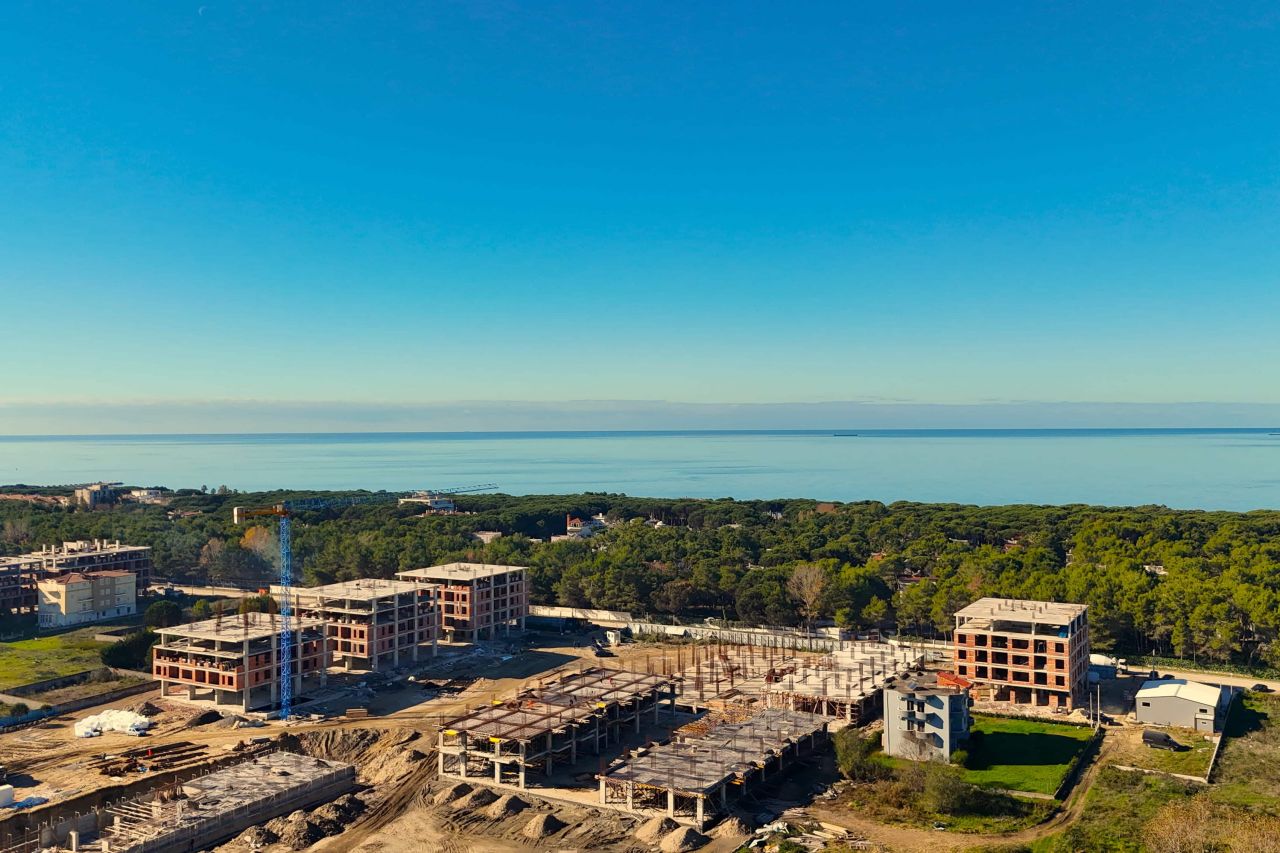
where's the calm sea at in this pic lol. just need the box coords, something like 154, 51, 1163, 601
0, 429, 1277, 511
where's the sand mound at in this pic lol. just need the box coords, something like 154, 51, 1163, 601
636, 816, 680, 843
486, 793, 528, 818
286, 727, 426, 784
234, 825, 279, 849
452, 787, 498, 810
433, 782, 472, 805
660, 826, 709, 853
310, 792, 366, 830
522, 812, 566, 839
708, 816, 750, 839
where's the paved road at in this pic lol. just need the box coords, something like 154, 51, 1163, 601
1139, 665, 1280, 693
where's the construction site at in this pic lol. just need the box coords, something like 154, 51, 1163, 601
280, 578, 440, 672
598, 707, 829, 828
0, 629, 936, 853
436, 667, 677, 788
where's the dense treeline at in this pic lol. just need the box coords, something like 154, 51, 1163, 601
3, 489, 1279, 669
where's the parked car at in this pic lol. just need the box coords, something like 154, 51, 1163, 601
1251, 683, 1274, 693
1143, 729, 1184, 751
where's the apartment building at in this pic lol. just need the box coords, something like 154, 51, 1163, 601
953, 598, 1090, 709
0, 555, 42, 615
23, 540, 153, 597
36, 570, 136, 628
882, 671, 971, 762
153, 612, 329, 712
396, 562, 528, 642
279, 579, 439, 672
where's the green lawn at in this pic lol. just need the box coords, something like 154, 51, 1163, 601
959, 714, 1095, 795
0, 629, 111, 690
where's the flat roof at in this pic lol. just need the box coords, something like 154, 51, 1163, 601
398, 562, 527, 581
1137, 679, 1225, 707
602, 709, 826, 795
443, 667, 674, 742
156, 611, 325, 642
955, 597, 1087, 625
277, 578, 433, 600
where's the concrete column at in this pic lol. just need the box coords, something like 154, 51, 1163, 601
667, 789, 675, 817
696, 796, 704, 827
458, 735, 468, 778
599, 777, 606, 804
519, 763, 526, 788
494, 759, 501, 782
626, 781, 634, 810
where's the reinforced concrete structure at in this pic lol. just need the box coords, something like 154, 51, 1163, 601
0, 555, 41, 615
438, 666, 676, 788
21, 540, 153, 598
397, 562, 527, 642
36, 570, 136, 629
598, 708, 828, 828
735, 642, 927, 723
953, 597, 1090, 709
277, 579, 439, 672
153, 612, 329, 712
86, 751, 355, 853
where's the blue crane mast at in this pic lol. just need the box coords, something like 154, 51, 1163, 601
231, 484, 496, 719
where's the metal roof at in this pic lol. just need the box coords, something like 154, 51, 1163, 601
1137, 679, 1225, 707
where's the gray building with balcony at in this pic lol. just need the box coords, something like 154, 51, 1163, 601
882, 671, 972, 762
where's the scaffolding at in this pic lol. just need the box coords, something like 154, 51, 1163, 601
598, 708, 828, 828
437, 666, 677, 788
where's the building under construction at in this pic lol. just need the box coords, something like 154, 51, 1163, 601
152, 612, 329, 712
437, 666, 676, 789
748, 642, 926, 722
30, 751, 357, 853
598, 708, 828, 828
664, 639, 926, 724
277, 578, 439, 672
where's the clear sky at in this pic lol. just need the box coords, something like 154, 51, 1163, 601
3, 3, 1279, 430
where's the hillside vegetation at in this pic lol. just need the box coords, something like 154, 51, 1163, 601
3, 489, 1280, 671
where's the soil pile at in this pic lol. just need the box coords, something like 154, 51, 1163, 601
636, 816, 679, 843
232, 825, 278, 849
287, 727, 429, 784
485, 793, 528, 818
708, 816, 750, 839
522, 812, 566, 839
659, 826, 709, 853
452, 786, 498, 810
310, 793, 366, 833
433, 782, 472, 805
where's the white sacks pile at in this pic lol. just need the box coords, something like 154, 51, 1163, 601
73, 709, 152, 738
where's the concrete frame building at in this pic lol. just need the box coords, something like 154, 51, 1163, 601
22, 540, 154, 598
0, 555, 42, 615
437, 667, 676, 789
153, 612, 329, 712
598, 708, 829, 828
953, 598, 1090, 710
881, 671, 971, 762
1135, 679, 1229, 732
36, 570, 136, 629
280, 579, 439, 672
397, 562, 527, 642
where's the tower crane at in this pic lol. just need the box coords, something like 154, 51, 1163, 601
232, 484, 497, 719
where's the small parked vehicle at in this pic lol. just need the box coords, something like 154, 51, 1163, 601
1143, 729, 1184, 751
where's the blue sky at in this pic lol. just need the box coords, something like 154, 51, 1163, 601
3, 2, 1279, 430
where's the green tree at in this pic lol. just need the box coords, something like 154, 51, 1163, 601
144, 600, 183, 628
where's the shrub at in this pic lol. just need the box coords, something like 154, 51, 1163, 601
144, 600, 183, 629
101, 629, 158, 669
834, 728, 892, 781
950, 748, 969, 767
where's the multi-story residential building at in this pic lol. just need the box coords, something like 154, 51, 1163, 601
0, 555, 42, 615
882, 671, 971, 762
396, 562, 527, 642
279, 579, 439, 672
23, 540, 153, 598
953, 598, 1090, 710
36, 570, 136, 628
153, 612, 329, 712
74, 482, 121, 508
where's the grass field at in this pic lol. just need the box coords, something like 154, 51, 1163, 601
1210, 691, 1280, 812
1030, 766, 1198, 853
959, 714, 1095, 795
0, 629, 111, 690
